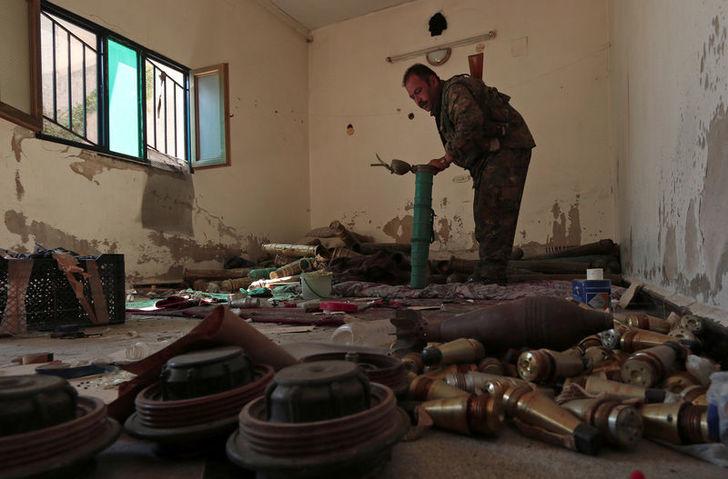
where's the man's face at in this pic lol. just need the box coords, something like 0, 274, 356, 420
405, 74, 438, 113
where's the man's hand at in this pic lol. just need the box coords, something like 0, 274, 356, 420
428, 155, 452, 172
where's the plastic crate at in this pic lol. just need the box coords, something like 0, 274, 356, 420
0, 254, 125, 331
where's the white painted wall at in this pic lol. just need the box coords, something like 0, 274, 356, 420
309, 0, 614, 256
610, 0, 728, 312
0, 0, 310, 282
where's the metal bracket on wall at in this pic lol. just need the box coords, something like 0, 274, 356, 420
386, 30, 497, 64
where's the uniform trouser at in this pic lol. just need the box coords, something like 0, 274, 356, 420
472, 147, 532, 278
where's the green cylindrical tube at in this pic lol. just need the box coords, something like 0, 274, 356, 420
249, 267, 277, 281
410, 166, 436, 288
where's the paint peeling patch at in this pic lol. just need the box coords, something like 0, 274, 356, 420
11, 127, 34, 162
436, 218, 451, 244
14, 171, 24, 201
147, 231, 241, 263
452, 175, 471, 184
404, 200, 414, 211
4, 210, 118, 254
382, 215, 413, 244
662, 224, 678, 283
67, 150, 137, 184
440, 197, 448, 208
701, 102, 728, 297
685, 199, 699, 275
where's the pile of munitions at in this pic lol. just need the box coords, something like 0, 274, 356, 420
392, 296, 724, 455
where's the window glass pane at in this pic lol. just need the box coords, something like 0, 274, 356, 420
108, 38, 139, 157
145, 58, 186, 163
40, 11, 98, 145
197, 72, 224, 162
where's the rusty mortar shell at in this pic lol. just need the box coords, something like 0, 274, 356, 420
409, 376, 470, 401
561, 398, 643, 447
506, 386, 601, 454
401, 352, 424, 374
599, 329, 622, 350
269, 258, 314, 279
661, 371, 700, 393
680, 385, 708, 405
584, 375, 668, 403
641, 402, 717, 445
478, 357, 505, 375
517, 349, 587, 383
424, 363, 478, 380
444, 372, 527, 395
422, 338, 486, 366
421, 393, 505, 437
621, 342, 684, 387
625, 314, 672, 334
620, 329, 681, 353
679, 315, 705, 335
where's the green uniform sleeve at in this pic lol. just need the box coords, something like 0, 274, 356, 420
443, 83, 489, 166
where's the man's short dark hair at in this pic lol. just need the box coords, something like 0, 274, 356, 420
402, 63, 438, 86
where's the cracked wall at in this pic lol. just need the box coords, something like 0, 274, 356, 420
610, 0, 728, 309
0, 0, 310, 282
309, 0, 615, 255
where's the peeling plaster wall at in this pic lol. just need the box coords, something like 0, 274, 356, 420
610, 0, 728, 310
0, 0, 310, 282
309, 0, 614, 256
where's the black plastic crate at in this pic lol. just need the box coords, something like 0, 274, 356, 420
0, 254, 125, 331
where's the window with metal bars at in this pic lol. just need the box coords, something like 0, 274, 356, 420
38, 1, 191, 167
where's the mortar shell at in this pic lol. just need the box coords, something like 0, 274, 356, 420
620, 329, 676, 353
621, 343, 680, 387
421, 394, 504, 437
680, 385, 708, 405
401, 352, 424, 374
422, 338, 485, 366
640, 402, 684, 444
518, 349, 586, 383
661, 372, 700, 393
583, 346, 611, 369
577, 335, 603, 354
409, 376, 470, 401
444, 372, 527, 395
478, 357, 505, 375
584, 375, 666, 403
562, 398, 643, 447
626, 314, 671, 334
424, 363, 478, 380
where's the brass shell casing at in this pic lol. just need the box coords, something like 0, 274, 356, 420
478, 357, 505, 375
517, 349, 586, 383
561, 398, 643, 447
421, 393, 505, 437
625, 314, 671, 334
661, 372, 700, 393
422, 338, 486, 366
424, 363, 478, 380
583, 375, 665, 403
401, 352, 424, 374
641, 402, 716, 445
620, 329, 676, 353
409, 376, 470, 401
680, 385, 708, 405
444, 372, 528, 395
621, 343, 681, 387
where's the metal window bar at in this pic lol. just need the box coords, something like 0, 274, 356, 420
163, 76, 167, 154
152, 64, 157, 150
42, 11, 98, 143
173, 86, 177, 157
145, 59, 187, 160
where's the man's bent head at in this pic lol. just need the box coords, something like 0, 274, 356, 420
403, 63, 441, 113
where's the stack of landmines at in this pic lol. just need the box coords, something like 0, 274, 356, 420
400, 312, 722, 455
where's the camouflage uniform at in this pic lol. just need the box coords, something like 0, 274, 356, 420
432, 74, 535, 281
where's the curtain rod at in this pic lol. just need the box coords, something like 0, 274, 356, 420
386, 30, 497, 63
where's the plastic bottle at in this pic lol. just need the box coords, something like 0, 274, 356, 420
330, 321, 396, 348
707, 371, 728, 444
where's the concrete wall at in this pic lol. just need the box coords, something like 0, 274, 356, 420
309, 0, 614, 257
610, 0, 728, 311
0, 0, 310, 283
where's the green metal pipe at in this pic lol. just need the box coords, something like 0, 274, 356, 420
410, 165, 437, 288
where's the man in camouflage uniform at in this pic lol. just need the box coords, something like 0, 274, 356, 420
403, 64, 535, 283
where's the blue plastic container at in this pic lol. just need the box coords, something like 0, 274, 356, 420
572, 279, 611, 310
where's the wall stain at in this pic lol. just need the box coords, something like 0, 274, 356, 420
14, 171, 24, 201
11, 127, 34, 162
700, 102, 728, 297
67, 150, 136, 184
141, 169, 194, 235
546, 200, 581, 247
382, 215, 413, 244
684, 199, 699, 275
146, 231, 240, 263
452, 175, 471, 184
436, 217, 451, 244
662, 224, 678, 283
4, 210, 118, 254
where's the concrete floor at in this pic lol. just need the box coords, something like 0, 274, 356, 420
1, 310, 726, 478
